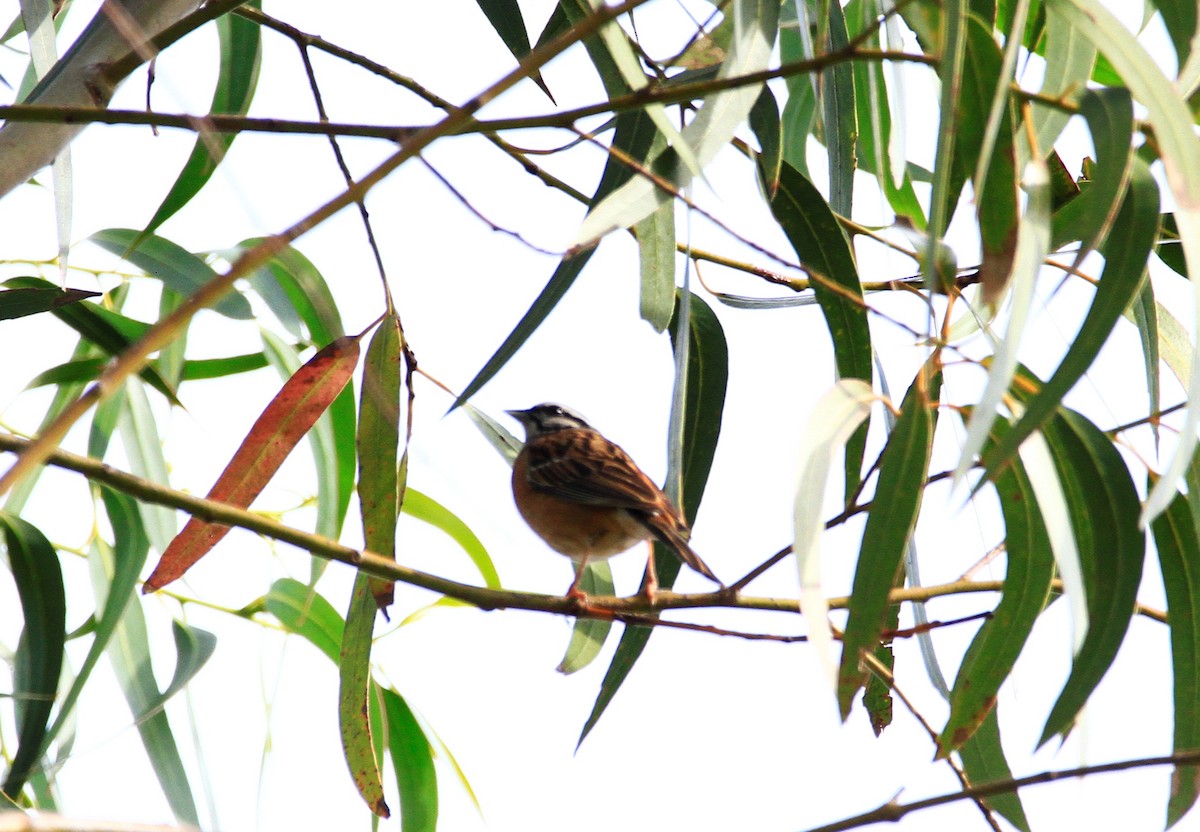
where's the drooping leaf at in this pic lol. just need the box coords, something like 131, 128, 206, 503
837, 363, 940, 719
958, 706, 1033, 832
380, 686, 439, 832
1, 514, 66, 798
767, 160, 871, 497
402, 489, 500, 589
339, 574, 390, 818
265, 578, 344, 663
144, 335, 361, 591
821, 0, 856, 217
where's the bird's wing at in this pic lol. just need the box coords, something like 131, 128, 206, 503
524, 429, 666, 510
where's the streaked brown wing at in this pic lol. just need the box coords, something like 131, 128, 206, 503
524, 429, 665, 510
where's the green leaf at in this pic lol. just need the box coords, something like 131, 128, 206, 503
940, 419, 1055, 753
242, 239, 345, 345
779, 0, 817, 179
748, 85, 782, 197
339, 574, 389, 818
89, 228, 253, 319
981, 159, 1157, 478
1026, 3, 1095, 167
578, 292, 728, 745
119, 378, 177, 554
380, 687, 438, 832
767, 161, 871, 497
358, 313, 403, 613
402, 489, 500, 589
43, 488, 149, 755
472, 0, 551, 100
837, 363, 940, 719
265, 578, 344, 663
1037, 408, 1144, 746
1, 514, 65, 798
0, 286, 99, 320
821, 0, 856, 218
557, 562, 614, 675
140, 3, 261, 239
3, 276, 180, 405
636, 177, 675, 332
1150, 484, 1200, 828
958, 707, 1032, 832
454, 110, 657, 410
92, 543, 199, 825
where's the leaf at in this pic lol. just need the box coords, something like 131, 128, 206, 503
958, 706, 1033, 832
89, 228, 253, 319
403, 489, 500, 589
980, 160, 1157, 480
748, 85, 781, 197
380, 687, 438, 832
953, 160, 1052, 484
453, 110, 657, 410
578, 292, 728, 745
636, 193, 675, 332
339, 574, 390, 818
0, 286, 99, 320
939, 419, 1055, 754
573, 0, 778, 245
1150, 485, 1200, 828
793, 379, 875, 687
118, 377, 177, 554
1037, 408, 1145, 746
265, 578, 344, 663
768, 161, 872, 496
1, 514, 65, 798
143, 335, 361, 591
821, 0, 856, 217
3, 276, 180, 405
472, 0, 551, 100
837, 363, 940, 719
358, 314, 403, 612
139, 3, 261, 239
557, 562, 615, 675
92, 542, 199, 826
1045, 0, 1200, 526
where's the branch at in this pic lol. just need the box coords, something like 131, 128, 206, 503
801, 749, 1200, 832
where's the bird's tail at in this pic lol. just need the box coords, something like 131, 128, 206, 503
647, 515, 723, 587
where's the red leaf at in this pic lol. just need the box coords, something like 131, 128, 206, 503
144, 336, 360, 591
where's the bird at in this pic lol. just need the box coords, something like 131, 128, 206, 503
506, 402, 723, 599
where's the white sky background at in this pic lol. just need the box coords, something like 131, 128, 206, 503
0, 0, 1191, 830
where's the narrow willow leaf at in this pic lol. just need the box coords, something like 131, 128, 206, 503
454, 110, 657, 410
794, 379, 875, 688
89, 228, 252, 319
1, 514, 65, 798
1038, 408, 1145, 746
1025, 3, 1095, 166
43, 488, 148, 754
821, 0, 856, 217
1130, 278, 1160, 447
358, 314, 403, 612
768, 161, 872, 496
265, 578, 343, 663
3, 276, 179, 405
981, 159, 1157, 478
748, 85, 782, 197
953, 160, 1051, 484
92, 543, 199, 826
403, 489, 500, 589
380, 687, 438, 832
924, 0, 966, 276
472, 0, 551, 99
578, 293, 728, 745
144, 335, 361, 591
779, 0, 817, 178
573, 0, 778, 245
1047, 0, 1200, 525
118, 377, 177, 554
940, 420, 1054, 754
339, 575, 390, 818
0, 286, 99, 319
837, 364, 940, 719
1150, 486, 1200, 828
557, 563, 614, 675
140, 3, 261, 239
958, 707, 1033, 832
636, 193, 675, 332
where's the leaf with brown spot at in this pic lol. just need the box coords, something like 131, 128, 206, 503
143, 335, 360, 591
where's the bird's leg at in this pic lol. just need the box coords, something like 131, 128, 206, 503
637, 542, 659, 603
566, 555, 590, 601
